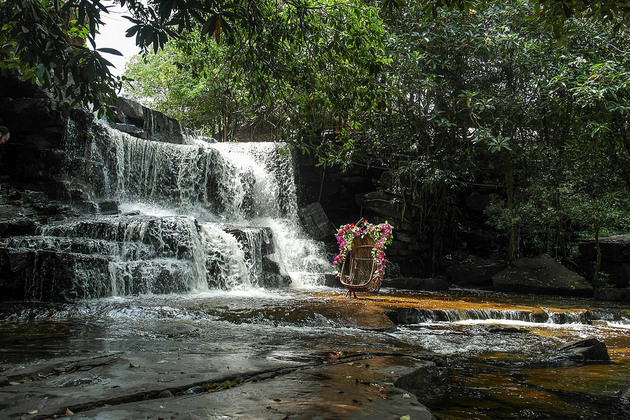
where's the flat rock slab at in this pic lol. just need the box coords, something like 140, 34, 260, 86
0, 352, 300, 419
1, 352, 435, 419
73, 355, 435, 420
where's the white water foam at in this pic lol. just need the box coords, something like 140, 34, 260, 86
68, 122, 331, 294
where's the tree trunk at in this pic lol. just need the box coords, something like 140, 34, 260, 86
505, 157, 519, 262
593, 228, 602, 286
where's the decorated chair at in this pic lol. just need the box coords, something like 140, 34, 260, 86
338, 234, 379, 298
333, 219, 393, 298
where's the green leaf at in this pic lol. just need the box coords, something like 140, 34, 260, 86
96, 47, 123, 56
36, 64, 46, 79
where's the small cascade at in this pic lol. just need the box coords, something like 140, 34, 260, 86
8, 215, 209, 299
386, 307, 596, 325
200, 224, 255, 290
541, 308, 592, 324
207, 142, 299, 221
10, 117, 330, 300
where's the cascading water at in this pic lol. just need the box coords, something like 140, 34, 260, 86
17, 118, 330, 299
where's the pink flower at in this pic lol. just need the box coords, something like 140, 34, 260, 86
332, 221, 393, 284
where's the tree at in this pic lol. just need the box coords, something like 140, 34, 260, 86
314, 1, 630, 268
125, 0, 388, 143
1, 0, 326, 115
3, 0, 628, 116
0, 0, 123, 115
4, 0, 630, 273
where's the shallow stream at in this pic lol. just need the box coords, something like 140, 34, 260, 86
1, 123, 628, 418
1, 288, 628, 419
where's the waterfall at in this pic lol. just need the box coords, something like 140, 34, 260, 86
15, 119, 330, 300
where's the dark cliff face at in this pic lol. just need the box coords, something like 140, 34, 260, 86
0, 77, 310, 302
0, 71, 629, 297
0, 75, 515, 284
293, 150, 503, 278
2, 73, 620, 292
0, 72, 69, 196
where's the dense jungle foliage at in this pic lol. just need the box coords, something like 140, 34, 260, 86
121, 0, 630, 271
2, 1, 630, 272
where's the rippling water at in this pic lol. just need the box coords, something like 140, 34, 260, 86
1, 289, 628, 418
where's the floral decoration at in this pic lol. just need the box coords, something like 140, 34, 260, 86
332, 220, 393, 284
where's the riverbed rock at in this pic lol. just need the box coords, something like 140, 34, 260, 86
558, 337, 610, 363
261, 257, 292, 288
0, 351, 437, 420
157, 390, 174, 398
486, 326, 529, 334
386, 308, 425, 325
383, 277, 450, 291
594, 288, 630, 302
394, 360, 448, 406
385, 307, 479, 324
492, 254, 594, 297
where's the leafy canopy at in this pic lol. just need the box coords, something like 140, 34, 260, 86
2, 0, 628, 115
125, 0, 389, 143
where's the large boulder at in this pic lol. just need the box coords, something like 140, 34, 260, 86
557, 337, 610, 363
492, 254, 593, 297
112, 97, 192, 144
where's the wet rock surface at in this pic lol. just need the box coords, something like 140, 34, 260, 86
0, 295, 436, 419
62, 355, 437, 420
0, 189, 299, 301
557, 337, 611, 363
2, 290, 628, 419
393, 360, 448, 406
1, 75, 630, 419
485, 326, 529, 334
